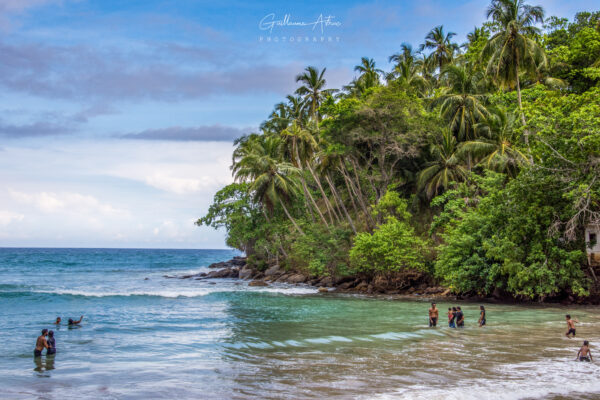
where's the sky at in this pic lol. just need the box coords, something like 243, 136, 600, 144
0, 0, 596, 249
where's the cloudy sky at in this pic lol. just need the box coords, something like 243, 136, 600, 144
0, 0, 594, 248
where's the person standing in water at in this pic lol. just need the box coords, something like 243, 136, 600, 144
577, 340, 593, 362
455, 307, 465, 328
429, 303, 439, 327
54, 317, 61, 325
34, 329, 48, 357
478, 305, 486, 327
566, 315, 577, 338
448, 307, 456, 328
68, 315, 84, 326
46, 330, 56, 355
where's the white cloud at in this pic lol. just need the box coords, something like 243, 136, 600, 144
0, 210, 24, 226
9, 189, 127, 216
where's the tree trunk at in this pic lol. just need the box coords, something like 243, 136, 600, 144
325, 173, 357, 234
515, 60, 533, 163
278, 198, 304, 235
306, 161, 339, 225
294, 140, 329, 228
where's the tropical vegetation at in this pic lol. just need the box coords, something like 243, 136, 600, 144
198, 3, 600, 301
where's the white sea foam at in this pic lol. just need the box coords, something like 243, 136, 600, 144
31, 285, 318, 298
368, 358, 600, 400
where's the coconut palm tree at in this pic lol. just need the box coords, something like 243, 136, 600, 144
387, 44, 429, 94
354, 57, 383, 89
460, 107, 529, 176
232, 135, 304, 234
482, 0, 545, 134
431, 64, 490, 140
420, 25, 459, 73
295, 66, 337, 122
417, 130, 468, 199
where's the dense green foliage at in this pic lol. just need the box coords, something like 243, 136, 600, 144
199, 2, 600, 300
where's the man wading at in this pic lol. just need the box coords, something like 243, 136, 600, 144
429, 303, 439, 327
34, 329, 48, 357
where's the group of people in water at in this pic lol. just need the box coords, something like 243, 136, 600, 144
427, 303, 593, 362
34, 315, 83, 357
427, 303, 486, 328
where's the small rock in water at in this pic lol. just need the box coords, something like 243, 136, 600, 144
318, 287, 329, 293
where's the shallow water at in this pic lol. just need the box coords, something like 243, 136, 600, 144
1, 248, 599, 399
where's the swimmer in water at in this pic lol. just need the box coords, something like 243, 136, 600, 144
54, 317, 61, 325
429, 303, 439, 327
478, 305, 486, 327
566, 314, 577, 338
577, 340, 593, 362
68, 315, 84, 326
46, 330, 56, 355
448, 307, 456, 328
34, 329, 48, 357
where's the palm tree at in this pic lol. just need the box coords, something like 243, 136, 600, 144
295, 66, 337, 122
431, 65, 490, 140
387, 44, 429, 93
354, 57, 382, 89
482, 0, 545, 136
420, 25, 459, 73
460, 107, 529, 176
418, 130, 468, 199
232, 135, 304, 234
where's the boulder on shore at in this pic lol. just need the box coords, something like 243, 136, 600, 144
264, 265, 281, 277
287, 274, 307, 284
248, 280, 268, 287
238, 267, 254, 280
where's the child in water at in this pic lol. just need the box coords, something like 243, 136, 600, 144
448, 307, 456, 328
478, 305, 486, 327
577, 341, 593, 362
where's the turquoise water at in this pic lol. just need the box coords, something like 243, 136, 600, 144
2, 248, 600, 399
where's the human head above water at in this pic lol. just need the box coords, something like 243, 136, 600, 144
452, 307, 457, 311
457, 306, 461, 311
56, 317, 61, 323
584, 340, 589, 346
566, 314, 571, 319
41, 329, 48, 335
431, 302, 436, 307
48, 330, 54, 337
480, 305, 485, 310
68, 318, 74, 324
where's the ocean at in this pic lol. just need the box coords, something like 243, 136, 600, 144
1, 247, 600, 400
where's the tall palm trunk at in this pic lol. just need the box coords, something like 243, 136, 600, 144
279, 198, 304, 235
325, 173, 357, 234
306, 161, 340, 225
293, 140, 329, 228
341, 162, 375, 230
515, 61, 533, 163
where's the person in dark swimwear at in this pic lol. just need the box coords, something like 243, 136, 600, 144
54, 317, 61, 325
68, 315, 84, 326
566, 315, 576, 338
46, 330, 56, 355
34, 329, 48, 357
429, 303, 439, 327
577, 340, 593, 362
456, 307, 465, 328
478, 305, 486, 327
449, 307, 456, 328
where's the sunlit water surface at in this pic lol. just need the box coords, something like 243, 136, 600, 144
1, 248, 599, 400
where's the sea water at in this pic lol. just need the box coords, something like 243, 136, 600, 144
1, 248, 600, 399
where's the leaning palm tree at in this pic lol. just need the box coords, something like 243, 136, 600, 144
460, 107, 529, 176
482, 0, 545, 135
431, 64, 490, 140
295, 66, 337, 122
420, 25, 459, 73
354, 57, 383, 89
418, 130, 468, 199
232, 135, 304, 234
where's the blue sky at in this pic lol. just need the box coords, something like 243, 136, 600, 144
0, 0, 596, 248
